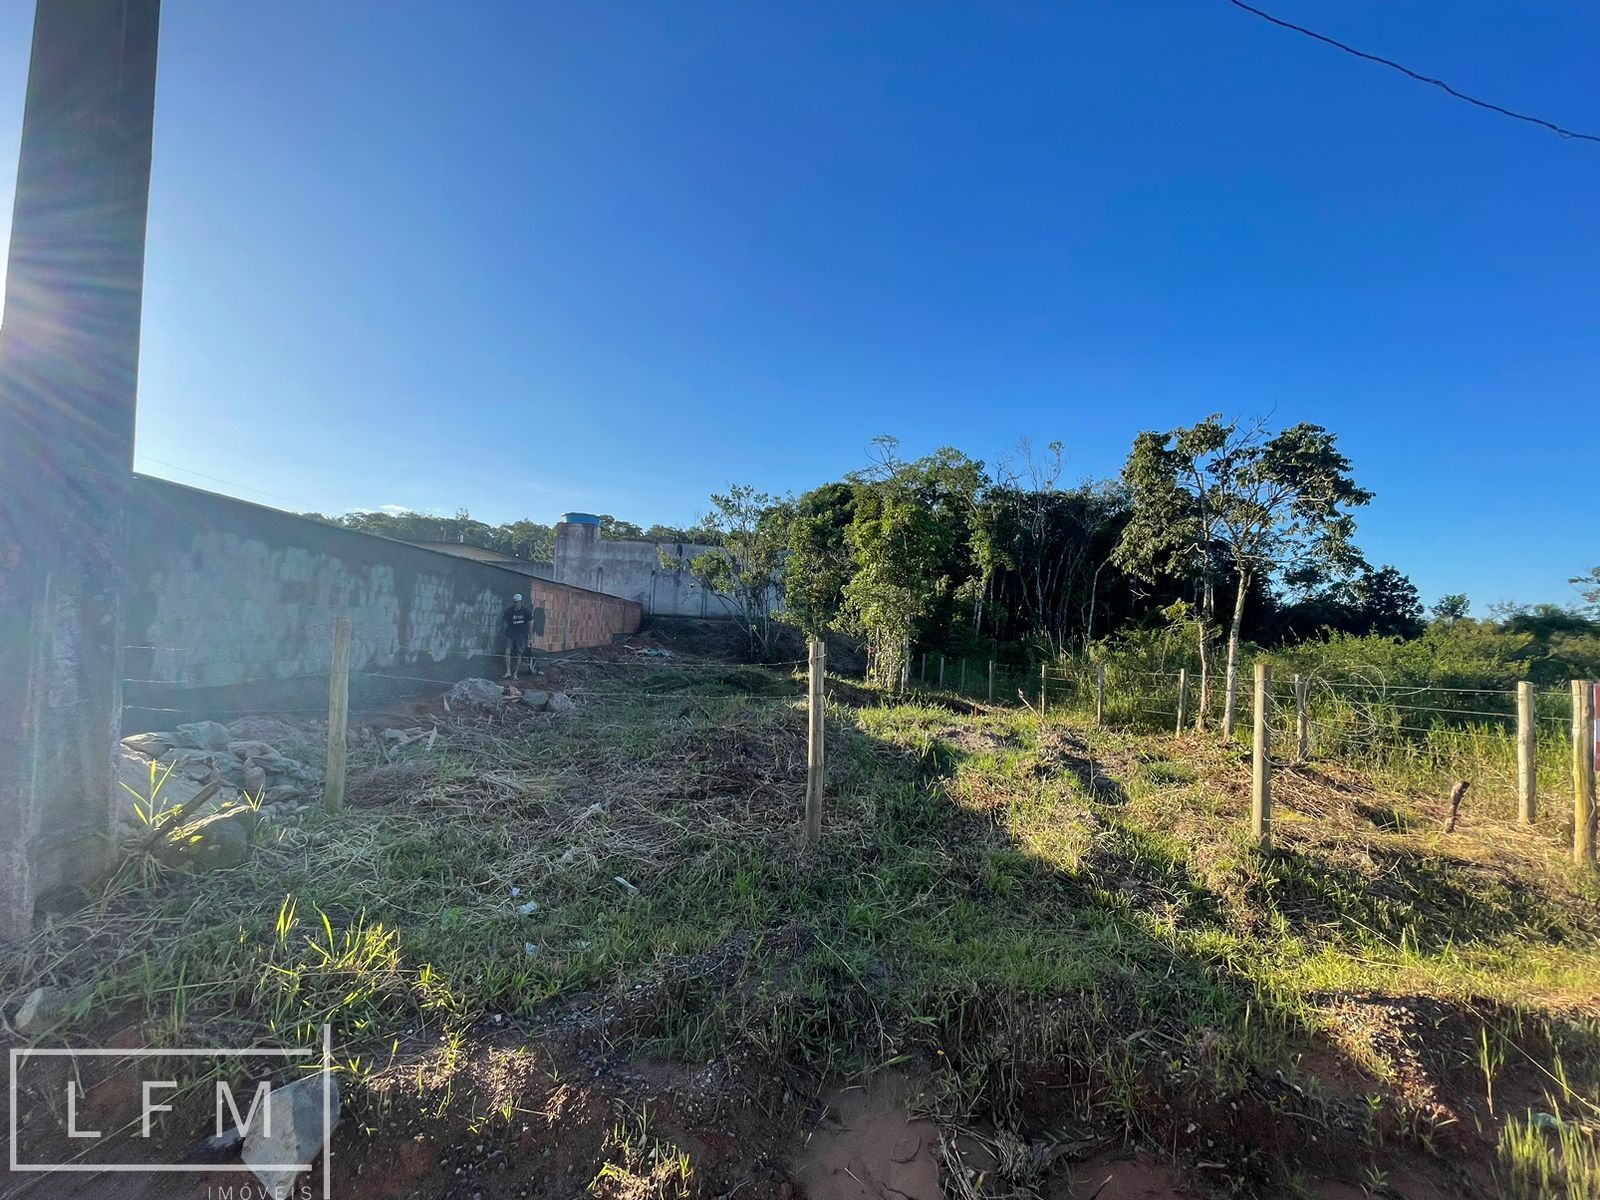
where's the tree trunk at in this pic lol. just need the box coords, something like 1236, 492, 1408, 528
1195, 618, 1211, 731
1221, 570, 1250, 737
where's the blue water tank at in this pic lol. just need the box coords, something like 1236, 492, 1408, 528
560, 512, 602, 526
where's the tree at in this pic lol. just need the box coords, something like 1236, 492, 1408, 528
486, 519, 555, 562
840, 438, 987, 681
1350, 564, 1424, 639
1432, 593, 1470, 624
676, 484, 790, 661
1116, 416, 1370, 735
1571, 567, 1600, 616
782, 482, 856, 639
840, 486, 945, 685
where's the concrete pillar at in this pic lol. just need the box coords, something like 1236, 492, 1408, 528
0, 0, 161, 939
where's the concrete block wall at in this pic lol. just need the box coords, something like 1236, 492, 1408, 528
122, 477, 640, 726
552, 519, 752, 618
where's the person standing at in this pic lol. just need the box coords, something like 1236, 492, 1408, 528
502, 593, 535, 678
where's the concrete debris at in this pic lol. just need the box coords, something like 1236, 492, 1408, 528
117, 749, 212, 820
448, 677, 510, 708
12, 985, 80, 1035
547, 691, 577, 714
226, 717, 302, 744
175, 810, 256, 870
172, 720, 232, 751
120, 732, 171, 757
124, 729, 316, 819
241, 762, 268, 798
242, 1075, 341, 1195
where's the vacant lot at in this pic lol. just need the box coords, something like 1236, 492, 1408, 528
6, 636, 1600, 1199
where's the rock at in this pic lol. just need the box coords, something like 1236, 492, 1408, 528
121, 732, 172, 757
242, 1075, 341, 1195
227, 717, 301, 744
547, 691, 577, 714
172, 720, 232, 751
254, 752, 315, 779
13, 986, 78, 1035
449, 678, 509, 707
521, 691, 550, 711
227, 740, 280, 760
117, 750, 210, 823
166, 810, 254, 871
158, 748, 222, 772
242, 762, 268, 798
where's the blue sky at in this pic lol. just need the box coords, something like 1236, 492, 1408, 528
0, 2, 1595, 611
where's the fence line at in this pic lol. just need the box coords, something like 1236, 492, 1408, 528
902, 646, 1596, 862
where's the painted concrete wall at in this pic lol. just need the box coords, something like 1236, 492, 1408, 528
122, 477, 639, 727
552, 520, 742, 618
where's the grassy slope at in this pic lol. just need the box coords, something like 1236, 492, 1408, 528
8, 662, 1600, 1197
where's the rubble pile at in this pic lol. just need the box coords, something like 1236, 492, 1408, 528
119, 717, 321, 816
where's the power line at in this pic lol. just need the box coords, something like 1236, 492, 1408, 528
134, 455, 317, 511
1224, 0, 1600, 145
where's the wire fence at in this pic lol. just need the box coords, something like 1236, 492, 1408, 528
901, 648, 1595, 837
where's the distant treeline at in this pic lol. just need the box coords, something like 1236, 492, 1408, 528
299, 509, 716, 563
671, 422, 1600, 697
303, 419, 1600, 693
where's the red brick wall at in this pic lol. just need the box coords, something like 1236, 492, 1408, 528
526, 579, 641, 652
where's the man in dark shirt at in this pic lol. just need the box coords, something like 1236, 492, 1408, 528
502, 593, 535, 678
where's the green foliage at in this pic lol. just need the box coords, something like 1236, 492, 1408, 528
970, 442, 1131, 651
677, 484, 790, 660
782, 482, 856, 639
1115, 415, 1372, 731
307, 507, 559, 562
835, 438, 986, 682
1432, 592, 1471, 624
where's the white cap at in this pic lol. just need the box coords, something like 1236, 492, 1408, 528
513, 593, 523, 602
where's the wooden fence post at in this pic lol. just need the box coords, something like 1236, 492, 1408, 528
805, 640, 826, 847
1039, 663, 1047, 717
938, 654, 945, 690
1176, 668, 1187, 734
1574, 680, 1595, 865
1517, 680, 1536, 824
1252, 661, 1271, 848
1294, 674, 1309, 762
959, 659, 967, 694
920, 652, 927, 684
1095, 664, 1106, 726
988, 660, 996, 703
323, 617, 352, 812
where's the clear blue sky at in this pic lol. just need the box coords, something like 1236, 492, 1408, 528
0, 2, 1595, 612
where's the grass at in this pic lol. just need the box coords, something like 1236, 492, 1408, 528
7, 657, 1600, 1196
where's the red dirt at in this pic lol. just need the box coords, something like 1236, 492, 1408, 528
790, 1073, 942, 1200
